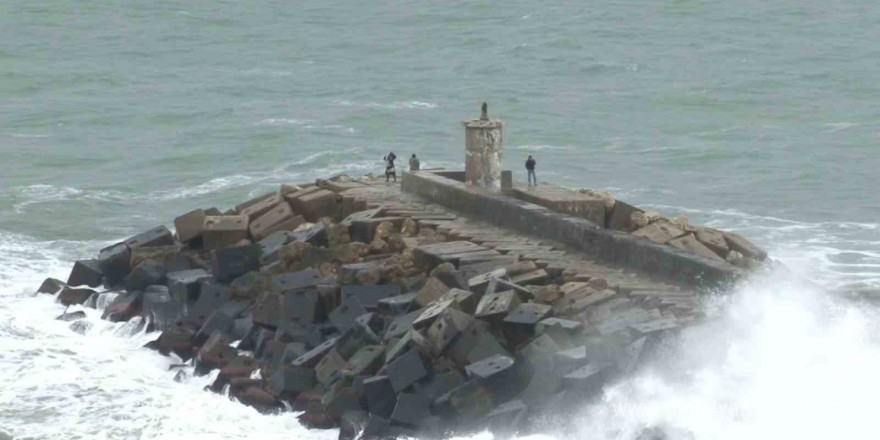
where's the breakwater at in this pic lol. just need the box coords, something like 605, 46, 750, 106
34, 168, 767, 439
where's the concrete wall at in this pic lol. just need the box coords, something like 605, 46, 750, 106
402, 171, 744, 290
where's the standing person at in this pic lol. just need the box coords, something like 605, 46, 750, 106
525, 155, 537, 186
384, 152, 397, 182
409, 153, 420, 171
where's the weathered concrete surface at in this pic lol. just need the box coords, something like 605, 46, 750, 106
463, 108, 504, 191
402, 170, 743, 289
512, 184, 606, 226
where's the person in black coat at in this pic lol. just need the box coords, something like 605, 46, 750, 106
525, 155, 537, 186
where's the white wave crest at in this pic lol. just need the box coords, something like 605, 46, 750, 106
514, 145, 575, 151
334, 99, 439, 109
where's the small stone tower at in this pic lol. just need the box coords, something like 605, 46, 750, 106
463, 103, 504, 190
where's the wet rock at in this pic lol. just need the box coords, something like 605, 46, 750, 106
195, 331, 235, 375
69, 320, 92, 335
633, 220, 686, 244
124, 260, 167, 293
102, 291, 144, 322
124, 225, 175, 249
155, 325, 196, 360
238, 387, 283, 413
59, 286, 96, 306
723, 231, 767, 261
166, 269, 211, 305
67, 259, 103, 288
391, 392, 431, 428
56, 310, 86, 322
37, 277, 66, 295
174, 208, 207, 244
98, 242, 131, 286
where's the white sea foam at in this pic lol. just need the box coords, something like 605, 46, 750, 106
334, 99, 439, 109
514, 145, 575, 151
256, 118, 311, 126
8, 133, 50, 138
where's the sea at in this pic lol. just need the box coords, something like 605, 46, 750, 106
2, 1, 880, 439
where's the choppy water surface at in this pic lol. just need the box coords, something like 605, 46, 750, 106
2, 0, 879, 439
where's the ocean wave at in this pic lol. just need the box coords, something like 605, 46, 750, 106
255, 118, 310, 126
8, 133, 49, 138
514, 145, 575, 151
566, 268, 880, 440
333, 99, 439, 110
822, 122, 860, 133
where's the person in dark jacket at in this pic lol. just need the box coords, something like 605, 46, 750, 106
384, 152, 397, 182
525, 155, 537, 186
409, 154, 420, 171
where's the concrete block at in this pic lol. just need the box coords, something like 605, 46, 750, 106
363, 375, 396, 419
432, 380, 494, 421
195, 331, 235, 374
377, 292, 417, 315
56, 310, 87, 322
412, 241, 487, 270
235, 191, 276, 215
633, 220, 685, 244
475, 290, 520, 322
329, 298, 369, 333
229, 271, 265, 300
605, 199, 644, 232
723, 231, 767, 260
37, 277, 66, 295
342, 284, 400, 310
174, 208, 206, 243
630, 317, 679, 334
504, 303, 552, 327
412, 298, 458, 329
695, 228, 729, 258
250, 201, 301, 241
467, 268, 507, 293
293, 221, 329, 248
129, 244, 182, 270
124, 225, 175, 249
355, 312, 384, 336
386, 329, 432, 364
141, 286, 183, 332
155, 326, 196, 360
519, 333, 562, 363
202, 215, 249, 250
124, 260, 166, 293
239, 193, 284, 222
166, 269, 211, 305
510, 268, 549, 286
391, 393, 431, 428
279, 290, 320, 332
267, 366, 316, 398
211, 244, 260, 282
341, 345, 384, 377
97, 243, 131, 286
486, 277, 532, 301
101, 291, 143, 322
438, 288, 480, 314
384, 309, 423, 341
340, 207, 381, 226
669, 234, 725, 262
561, 361, 617, 393
386, 349, 430, 392
292, 336, 339, 368
427, 308, 476, 356
315, 348, 347, 384
186, 281, 232, 327
257, 230, 296, 264
272, 269, 321, 294
414, 277, 451, 307
194, 311, 234, 347
252, 292, 282, 329
67, 259, 103, 288
292, 189, 337, 222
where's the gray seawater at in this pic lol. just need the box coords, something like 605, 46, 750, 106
2, 1, 879, 439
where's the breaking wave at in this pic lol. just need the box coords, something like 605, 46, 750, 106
334, 99, 439, 110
